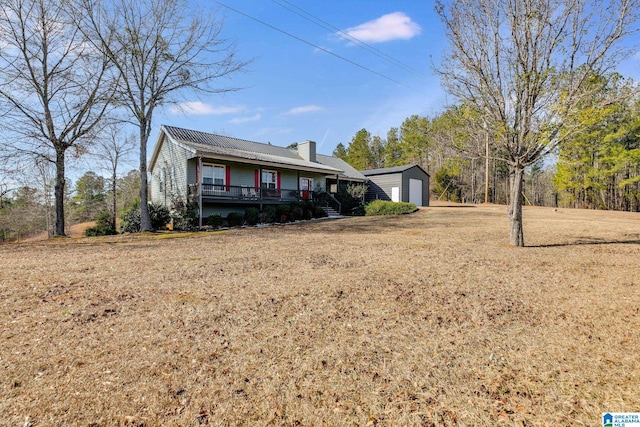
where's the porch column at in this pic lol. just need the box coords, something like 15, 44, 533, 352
258, 167, 263, 211
198, 156, 203, 229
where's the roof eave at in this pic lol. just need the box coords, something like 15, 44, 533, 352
194, 151, 343, 175
149, 125, 197, 171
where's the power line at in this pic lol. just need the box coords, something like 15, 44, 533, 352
213, 1, 428, 95
272, 0, 431, 81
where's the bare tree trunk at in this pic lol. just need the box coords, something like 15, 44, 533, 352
54, 148, 66, 236
508, 165, 524, 247
111, 169, 117, 232
139, 125, 152, 232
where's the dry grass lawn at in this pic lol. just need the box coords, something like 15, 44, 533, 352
1, 203, 639, 426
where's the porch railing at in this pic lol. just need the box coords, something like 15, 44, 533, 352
188, 184, 315, 202
317, 191, 343, 215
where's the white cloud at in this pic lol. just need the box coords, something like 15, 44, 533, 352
228, 114, 261, 124
283, 105, 323, 115
342, 12, 421, 43
170, 102, 245, 115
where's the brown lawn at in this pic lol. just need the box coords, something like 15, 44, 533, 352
1, 203, 638, 426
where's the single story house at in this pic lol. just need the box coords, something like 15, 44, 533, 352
149, 125, 367, 224
361, 165, 430, 207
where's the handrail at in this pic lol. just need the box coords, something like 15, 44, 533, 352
188, 184, 315, 202
317, 191, 342, 215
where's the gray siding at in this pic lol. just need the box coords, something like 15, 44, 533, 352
230, 164, 257, 187
299, 172, 327, 192
187, 161, 327, 191
363, 166, 430, 206
401, 166, 430, 207
365, 173, 403, 203
150, 134, 191, 207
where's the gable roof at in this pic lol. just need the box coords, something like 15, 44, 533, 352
315, 154, 367, 181
361, 164, 430, 177
150, 125, 348, 175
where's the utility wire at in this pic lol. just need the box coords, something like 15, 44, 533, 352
272, 0, 430, 80
214, 1, 428, 95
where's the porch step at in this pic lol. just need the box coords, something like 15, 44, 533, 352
322, 206, 341, 217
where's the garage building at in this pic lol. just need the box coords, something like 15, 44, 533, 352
361, 165, 430, 207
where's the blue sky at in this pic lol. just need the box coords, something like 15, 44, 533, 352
152, 0, 446, 157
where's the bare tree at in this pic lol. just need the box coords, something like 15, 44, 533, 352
436, 0, 639, 246
0, 0, 116, 236
34, 158, 56, 237
91, 123, 136, 232
78, 0, 247, 231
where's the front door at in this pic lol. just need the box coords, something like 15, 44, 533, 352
300, 178, 313, 200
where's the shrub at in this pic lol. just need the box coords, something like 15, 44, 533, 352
351, 205, 366, 216
334, 183, 368, 216
289, 202, 304, 221
227, 211, 244, 227
276, 204, 290, 223
120, 200, 141, 233
260, 206, 276, 223
206, 213, 223, 229
245, 207, 259, 226
288, 201, 313, 221
365, 200, 418, 216
84, 211, 117, 236
313, 206, 328, 218
149, 203, 171, 229
120, 201, 171, 232
170, 196, 198, 231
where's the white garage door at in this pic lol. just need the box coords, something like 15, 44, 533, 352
409, 178, 423, 206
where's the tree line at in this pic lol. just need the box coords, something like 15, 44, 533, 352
334, 78, 640, 211
0, 169, 139, 241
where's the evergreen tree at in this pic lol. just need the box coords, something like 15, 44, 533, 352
71, 171, 107, 222
370, 135, 386, 169
346, 129, 374, 170
333, 143, 348, 161
385, 127, 404, 167
400, 115, 431, 172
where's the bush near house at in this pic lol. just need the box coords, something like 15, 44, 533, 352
245, 207, 259, 226
206, 213, 224, 229
334, 183, 368, 215
84, 211, 117, 236
276, 205, 291, 223
260, 206, 276, 224
120, 200, 171, 232
170, 196, 198, 231
226, 212, 244, 227
365, 200, 417, 216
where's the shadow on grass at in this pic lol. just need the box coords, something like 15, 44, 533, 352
530, 239, 640, 248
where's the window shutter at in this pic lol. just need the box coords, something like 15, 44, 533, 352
226, 166, 231, 191
255, 170, 259, 188
277, 171, 281, 189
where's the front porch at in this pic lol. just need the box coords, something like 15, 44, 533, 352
188, 184, 315, 204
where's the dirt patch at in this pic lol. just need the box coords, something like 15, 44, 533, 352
1, 204, 638, 426
19, 221, 96, 242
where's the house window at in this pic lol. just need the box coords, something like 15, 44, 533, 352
203, 164, 225, 186
261, 170, 277, 189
